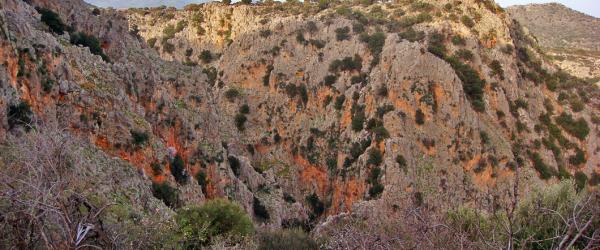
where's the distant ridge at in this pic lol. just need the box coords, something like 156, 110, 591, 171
507, 3, 600, 52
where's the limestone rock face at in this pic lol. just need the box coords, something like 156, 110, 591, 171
0, 0, 598, 235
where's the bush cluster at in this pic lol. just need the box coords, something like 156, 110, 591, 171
70, 32, 109, 61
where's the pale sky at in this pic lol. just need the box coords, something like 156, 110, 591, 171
84, 0, 600, 18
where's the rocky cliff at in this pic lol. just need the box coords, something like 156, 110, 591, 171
0, 0, 599, 248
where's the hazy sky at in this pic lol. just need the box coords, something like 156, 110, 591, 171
85, 0, 600, 17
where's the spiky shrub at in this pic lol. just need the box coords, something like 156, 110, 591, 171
175, 199, 254, 247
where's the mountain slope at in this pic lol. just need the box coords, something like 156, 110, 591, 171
0, 0, 599, 248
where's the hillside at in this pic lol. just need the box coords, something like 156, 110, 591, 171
507, 3, 600, 83
0, 0, 599, 248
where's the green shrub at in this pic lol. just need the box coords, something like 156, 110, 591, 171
36, 7, 67, 34
175, 20, 188, 33
427, 31, 446, 58
176, 199, 254, 247
239, 104, 250, 114
411, 1, 434, 12
228, 156, 241, 176
359, 32, 386, 66
253, 196, 270, 221
147, 37, 157, 48
234, 113, 247, 131
305, 193, 325, 218
323, 74, 337, 86
329, 55, 362, 72
259, 29, 272, 38
334, 95, 345, 110
163, 24, 176, 40
263, 65, 273, 86
70, 32, 109, 61
131, 130, 149, 147
199, 50, 212, 63
568, 147, 586, 166
351, 104, 365, 132
367, 148, 383, 166
376, 85, 388, 97
398, 13, 432, 27
489, 60, 504, 80
171, 154, 188, 184
574, 171, 587, 191
415, 109, 425, 125
398, 28, 425, 42
7, 101, 33, 130
152, 182, 180, 208
308, 39, 326, 49
241, 0, 252, 4
455, 49, 474, 61
555, 112, 589, 140
196, 171, 207, 193
461, 15, 475, 28
530, 152, 554, 180
368, 183, 384, 198
445, 56, 486, 112
185, 48, 193, 57
396, 154, 407, 168
451, 35, 466, 46
335, 26, 351, 41
258, 229, 318, 250
42, 78, 54, 92
224, 88, 240, 102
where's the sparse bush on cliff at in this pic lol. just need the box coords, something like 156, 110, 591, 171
147, 37, 157, 48
334, 95, 345, 110
171, 154, 188, 184
335, 26, 351, 41
199, 50, 213, 63
70, 32, 109, 61
555, 112, 589, 140
7, 101, 33, 130
367, 148, 383, 166
152, 182, 180, 208
359, 32, 386, 66
234, 113, 247, 131
253, 196, 270, 221
224, 88, 240, 102
415, 109, 425, 125
399, 28, 425, 42
445, 56, 486, 112
461, 15, 475, 28
130, 130, 149, 147
351, 104, 366, 132
427, 31, 447, 58
329, 55, 362, 72
306, 193, 325, 218
36, 7, 67, 35
228, 155, 241, 176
